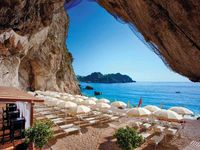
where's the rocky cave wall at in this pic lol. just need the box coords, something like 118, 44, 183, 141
97, 0, 200, 82
0, 0, 80, 94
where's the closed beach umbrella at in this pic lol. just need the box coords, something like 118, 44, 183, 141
95, 103, 111, 110
144, 105, 161, 112
73, 105, 91, 114
153, 109, 183, 121
97, 98, 110, 104
169, 107, 193, 115
81, 99, 96, 106
127, 107, 151, 117
111, 101, 127, 109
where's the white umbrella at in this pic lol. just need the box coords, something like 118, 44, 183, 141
97, 98, 110, 104
81, 96, 88, 100
73, 98, 84, 104
95, 103, 111, 110
57, 100, 66, 107
153, 109, 183, 121
169, 107, 193, 115
127, 107, 151, 117
75, 95, 82, 98
111, 101, 127, 109
88, 97, 98, 101
44, 91, 60, 98
81, 99, 96, 106
58, 101, 77, 109
72, 105, 91, 114
60, 95, 70, 101
144, 105, 161, 112
44, 97, 60, 106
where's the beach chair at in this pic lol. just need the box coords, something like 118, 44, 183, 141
142, 123, 152, 130
154, 125, 165, 133
139, 132, 152, 140
171, 122, 181, 129
148, 134, 164, 149
51, 118, 66, 124
45, 114, 58, 119
130, 121, 143, 129
165, 128, 177, 136
59, 123, 74, 129
63, 126, 81, 135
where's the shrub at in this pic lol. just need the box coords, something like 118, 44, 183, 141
25, 120, 53, 149
114, 126, 143, 150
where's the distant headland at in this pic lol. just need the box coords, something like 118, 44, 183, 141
77, 72, 136, 83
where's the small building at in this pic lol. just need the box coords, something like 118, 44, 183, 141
0, 86, 44, 149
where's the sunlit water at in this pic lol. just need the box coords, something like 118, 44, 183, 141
80, 82, 200, 116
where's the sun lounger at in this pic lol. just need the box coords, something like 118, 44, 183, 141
171, 122, 181, 129
60, 124, 74, 129
130, 121, 142, 128
45, 114, 58, 119
39, 111, 52, 115
140, 132, 152, 139
63, 127, 80, 134
149, 134, 164, 146
154, 125, 165, 133
142, 123, 151, 129
166, 128, 177, 136
51, 118, 65, 124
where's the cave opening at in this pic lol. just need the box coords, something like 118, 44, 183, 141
65, 0, 188, 82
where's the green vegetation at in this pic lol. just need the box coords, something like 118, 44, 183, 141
114, 127, 143, 150
25, 120, 53, 149
78, 72, 135, 83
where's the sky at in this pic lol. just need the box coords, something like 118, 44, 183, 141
66, 1, 189, 82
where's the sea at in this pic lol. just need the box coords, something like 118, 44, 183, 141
80, 82, 200, 116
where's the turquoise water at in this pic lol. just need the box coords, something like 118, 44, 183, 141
80, 82, 200, 116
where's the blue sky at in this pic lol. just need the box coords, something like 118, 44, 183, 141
66, 1, 188, 82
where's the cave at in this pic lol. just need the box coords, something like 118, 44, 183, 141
0, 0, 199, 94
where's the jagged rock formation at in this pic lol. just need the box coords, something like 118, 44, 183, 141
0, 0, 80, 94
97, 0, 200, 82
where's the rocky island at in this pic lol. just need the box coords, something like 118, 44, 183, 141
77, 72, 135, 83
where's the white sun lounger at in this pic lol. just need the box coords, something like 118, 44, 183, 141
166, 128, 178, 136
149, 134, 164, 145
39, 111, 52, 115
51, 118, 63, 122
154, 125, 165, 133
64, 127, 80, 134
142, 123, 151, 129
140, 132, 151, 139
60, 124, 74, 129
131, 121, 142, 128
45, 114, 58, 119
84, 117, 95, 121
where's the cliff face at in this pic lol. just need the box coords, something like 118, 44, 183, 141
0, 0, 80, 94
97, 0, 200, 82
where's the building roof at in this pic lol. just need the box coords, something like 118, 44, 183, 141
0, 86, 44, 103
